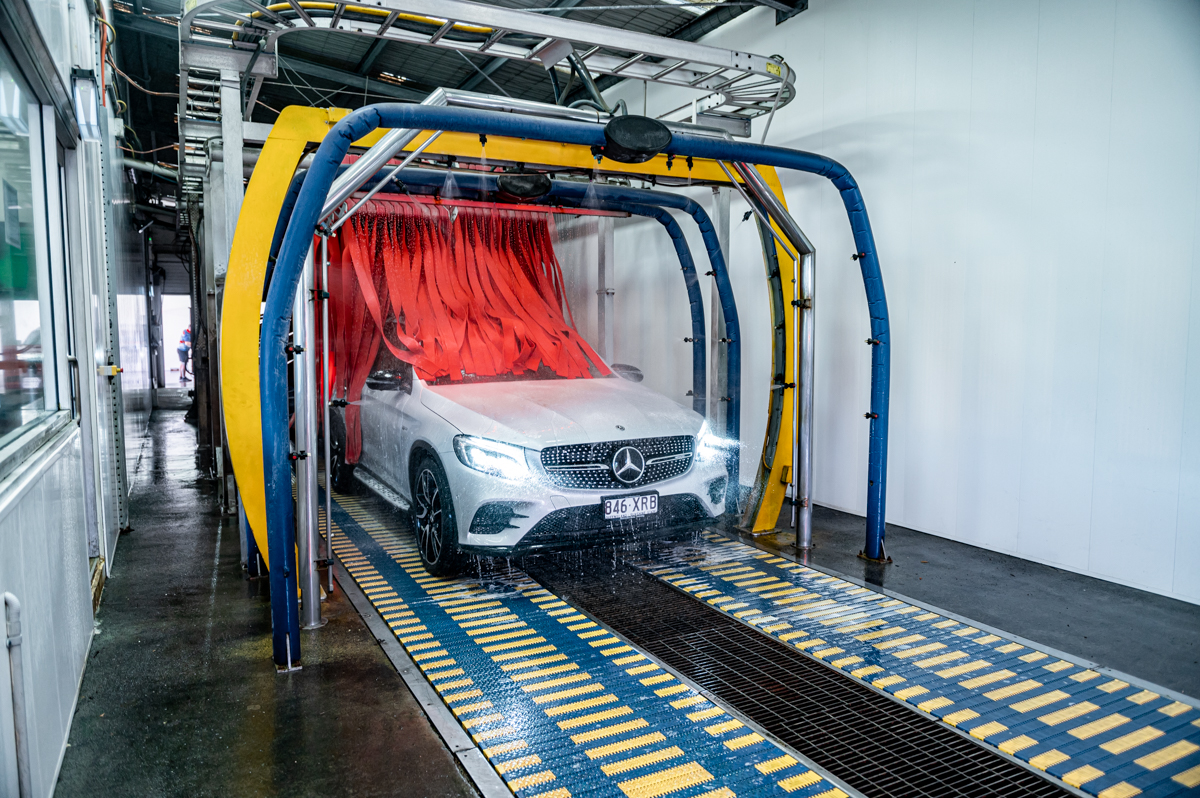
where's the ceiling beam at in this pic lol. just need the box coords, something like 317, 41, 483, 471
111, 10, 177, 42
112, 14, 427, 103
278, 56, 428, 102
579, 0, 801, 102
457, 0, 587, 93
354, 36, 391, 76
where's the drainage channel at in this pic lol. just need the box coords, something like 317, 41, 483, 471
522, 548, 1076, 798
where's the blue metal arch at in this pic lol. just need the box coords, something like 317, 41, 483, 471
263, 105, 890, 666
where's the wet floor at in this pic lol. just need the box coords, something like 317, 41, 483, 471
56, 392, 475, 798
52, 389, 1200, 796
757, 506, 1200, 699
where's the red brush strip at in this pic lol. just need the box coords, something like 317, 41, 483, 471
327, 201, 606, 462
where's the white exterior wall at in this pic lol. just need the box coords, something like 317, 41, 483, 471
605, 0, 1200, 603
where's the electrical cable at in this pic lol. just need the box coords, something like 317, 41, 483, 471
758, 57, 788, 144
119, 143, 179, 155
279, 58, 343, 107
107, 59, 180, 97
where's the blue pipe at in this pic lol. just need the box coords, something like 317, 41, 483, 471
663, 134, 892, 560
264, 105, 890, 664
266, 169, 309, 292
612, 203, 707, 416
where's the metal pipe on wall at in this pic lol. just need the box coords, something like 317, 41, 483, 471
4, 592, 31, 798
294, 247, 322, 630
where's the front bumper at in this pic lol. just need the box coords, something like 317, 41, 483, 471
443, 451, 729, 554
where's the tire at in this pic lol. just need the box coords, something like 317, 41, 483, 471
329, 411, 359, 495
411, 454, 465, 577
330, 439, 358, 495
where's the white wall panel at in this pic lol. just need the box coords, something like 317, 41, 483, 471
0, 428, 93, 798
604, 0, 1200, 602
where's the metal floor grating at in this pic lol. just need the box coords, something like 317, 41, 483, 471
524, 551, 1076, 798
323, 492, 857, 798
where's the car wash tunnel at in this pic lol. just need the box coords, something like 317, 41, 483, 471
3, 1, 1200, 797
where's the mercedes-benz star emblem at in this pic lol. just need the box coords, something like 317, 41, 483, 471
611, 446, 646, 485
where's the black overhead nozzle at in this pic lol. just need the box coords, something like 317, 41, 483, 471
594, 116, 672, 164
496, 172, 552, 202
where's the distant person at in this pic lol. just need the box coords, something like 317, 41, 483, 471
177, 328, 192, 383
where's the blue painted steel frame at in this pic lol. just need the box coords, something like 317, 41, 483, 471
274, 167, 715, 413
262, 105, 889, 666
610, 202, 708, 417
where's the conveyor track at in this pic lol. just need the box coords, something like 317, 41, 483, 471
326, 488, 1200, 798
324, 493, 855, 798
524, 553, 1074, 798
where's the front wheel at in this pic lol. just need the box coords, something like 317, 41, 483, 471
412, 455, 464, 577
329, 414, 359, 495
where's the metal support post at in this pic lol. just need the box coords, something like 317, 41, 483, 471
796, 249, 814, 550
708, 187, 730, 436
596, 216, 615, 360
238, 493, 248, 570
294, 247, 323, 629
198, 157, 221, 473
321, 235, 334, 594
218, 69, 245, 268
726, 162, 817, 550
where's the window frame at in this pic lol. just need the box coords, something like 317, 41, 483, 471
0, 39, 73, 481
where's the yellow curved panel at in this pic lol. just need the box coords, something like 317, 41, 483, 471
222, 106, 351, 566
747, 166, 796, 533
222, 106, 796, 562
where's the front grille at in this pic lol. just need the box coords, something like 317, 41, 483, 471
540, 435, 694, 490
516, 494, 709, 550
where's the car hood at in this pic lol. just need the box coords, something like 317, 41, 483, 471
420, 377, 702, 449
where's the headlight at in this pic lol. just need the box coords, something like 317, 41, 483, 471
696, 422, 735, 463
453, 435, 530, 480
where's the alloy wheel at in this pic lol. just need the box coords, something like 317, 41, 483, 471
414, 468, 442, 564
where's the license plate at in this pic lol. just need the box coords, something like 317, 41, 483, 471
603, 493, 658, 520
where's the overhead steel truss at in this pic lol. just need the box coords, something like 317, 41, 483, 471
179, 0, 795, 124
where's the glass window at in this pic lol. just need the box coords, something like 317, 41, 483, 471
0, 45, 51, 447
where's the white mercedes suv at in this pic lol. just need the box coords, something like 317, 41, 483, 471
330, 344, 731, 575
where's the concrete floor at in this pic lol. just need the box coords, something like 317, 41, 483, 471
54, 391, 1198, 795
56, 393, 476, 798
757, 505, 1200, 699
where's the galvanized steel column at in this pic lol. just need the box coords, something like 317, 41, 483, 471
294, 248, 322, 630
596, 216, 615, 360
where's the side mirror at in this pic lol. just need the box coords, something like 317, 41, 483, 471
610, 363, 644, 383
365, 370, 409, 392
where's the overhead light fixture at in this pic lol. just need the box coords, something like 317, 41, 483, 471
72, 72, 101, 142
379, 72, 408, 86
